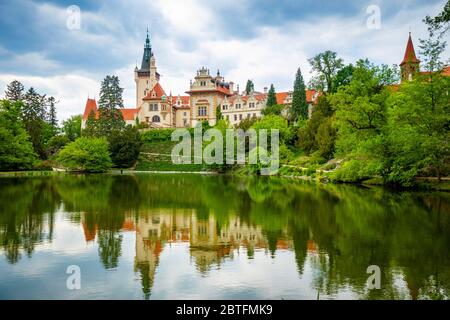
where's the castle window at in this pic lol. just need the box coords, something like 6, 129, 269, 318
249, 102, 255, 108
234, 115, 237, 121
152, 115, 160, 123
239, 114, 242, 120
235, 103, 241, 109
149, 103, 158, 111
183, 112, 187, 116
198, 106, 207, 117
222, 105, 228, 110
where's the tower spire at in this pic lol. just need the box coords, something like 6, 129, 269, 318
140, 29, 152, 71
400, 32, 420, 82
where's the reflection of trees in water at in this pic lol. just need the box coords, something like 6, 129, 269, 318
0, 178, 58, 263
0, 174, 449, 299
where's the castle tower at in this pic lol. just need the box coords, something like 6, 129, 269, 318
134, 30, 160, 107
400, 33, 420, 82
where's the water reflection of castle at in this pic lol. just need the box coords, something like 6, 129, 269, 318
81, 210, 301, 298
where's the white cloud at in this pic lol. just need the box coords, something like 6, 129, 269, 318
0, 0, 448, 121
0, 73, 100, 123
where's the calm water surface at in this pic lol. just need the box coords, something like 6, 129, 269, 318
0, 174, 449, 300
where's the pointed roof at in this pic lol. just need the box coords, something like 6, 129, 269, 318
82, 98, 97, 119
140, 30, 152, 71
400, 33, 420, 66
143, 82, 166, 100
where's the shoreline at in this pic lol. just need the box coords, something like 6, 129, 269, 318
0, 169, 449, 192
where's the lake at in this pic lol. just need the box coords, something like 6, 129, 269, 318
0, 173, 449, 300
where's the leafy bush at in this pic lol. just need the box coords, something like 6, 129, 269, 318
141, 129, 176, 142
56, 137, 112, 173
108, 126, 142, 168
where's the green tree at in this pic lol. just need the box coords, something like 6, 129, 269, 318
56, 137, 112, 173
216, 105, 222, 121
329, 60, 398, 181
266, 84, 277, 108
386, 30, 449, 185
22, 88, 47, 159
297, 95, 336, 158
245, 79, 255, 95
262, 104, 284, 116
97, 75, 125, 135
308, 51, 344, 92
252, 114, 290, 142
83, 110, 98, 137
47, 97, 58, 127
4, 80, 24, 102
424, 0, 449, 36
0, 100, 37, 170
108, 126, 142, 168
62, 115, 82, 141
331, 64, 355, 92
291, 67, 308, 121
387, 74, 450, 185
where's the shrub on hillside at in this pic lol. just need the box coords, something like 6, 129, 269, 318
56, 137, 112, 173
141, 129, 176, 142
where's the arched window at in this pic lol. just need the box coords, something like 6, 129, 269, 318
152, 115, 160, 123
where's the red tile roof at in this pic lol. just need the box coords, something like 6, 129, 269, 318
442, 66, 450, 76
400, 33, 420, 66
276, 92, 288, 105
121, 108, 138, 120
82, 98, 136, 121
82, 98, 97, 119
143, 82, 167, 100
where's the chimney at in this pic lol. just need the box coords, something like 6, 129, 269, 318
264, 87, 268, 94
229, 81, 234, 93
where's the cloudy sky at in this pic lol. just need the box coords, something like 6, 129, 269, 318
0, 0, 448, 121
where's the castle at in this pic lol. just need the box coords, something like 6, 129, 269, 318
81, 31, 319, 129
82, 31, 449, 129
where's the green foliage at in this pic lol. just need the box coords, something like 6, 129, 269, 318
236, 115, 258, 131
424, 0, 449, 36
386, 74, 450, 185
22, 87, 48, 159
308, 50, 344, 92
83, 110, 98, 137
331, 64, 355, 92
291, 67, 308, 121
266, 84, 277, 107
262, 104, 284, 116
141, 128, 176, 142
315, 117, 336, 159
56, 137, 112, 173
46, 134, 70, 157
0, 100, 37, 171
108, 126, 142, 168
251, 114, 290, 142
97, 75, 125, 135
245, 79, 255, 95
297, 95, 336, 159
62, 115, 82, 141
4, 80, 24, 102
216, 104, 222, 121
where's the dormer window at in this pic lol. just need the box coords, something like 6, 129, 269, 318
152, 91, 156, 98
235, 103, 241, 109
177, 100, 181, 106
249, 102, 255, 108
222, 105, 228, 110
